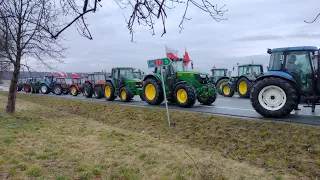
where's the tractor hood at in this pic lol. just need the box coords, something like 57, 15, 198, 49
176, 71, 209, 76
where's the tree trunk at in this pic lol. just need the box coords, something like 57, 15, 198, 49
6, 64, 20, 113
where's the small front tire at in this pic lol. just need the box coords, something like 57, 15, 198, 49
174, 83, 196, 108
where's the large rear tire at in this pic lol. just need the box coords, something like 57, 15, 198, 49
216, 79, 229, 95
143, 78, 164, 105
221, 84, 234, 97
41, 85, 50, 94
54, 85, 63, 95
104, 82, 116, 101
94, 86, 103, 99
237, 77, 253, 98
174, 83, 196, 108
84, 83, 93, 98
250, 77, 298, 118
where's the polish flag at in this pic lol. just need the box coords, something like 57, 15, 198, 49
184, 47, 191, 66
64, 72, 68, 77
165, 46, 179, 60
50, 72, 55, 77
57, 73, 63, 77
213, 66, 216, 69
72, 73, 79, 78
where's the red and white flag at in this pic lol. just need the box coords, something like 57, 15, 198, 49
64, 72, 68, 77
72, 72, 78, 78
50, 72, 55, 77
184, 47, 191, 66
165, 46, 179, 60
57, 73, 63, 77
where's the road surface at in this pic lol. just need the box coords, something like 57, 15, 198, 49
2, 85, 318, 126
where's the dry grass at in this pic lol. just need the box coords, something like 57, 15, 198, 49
0, 92, 319, 179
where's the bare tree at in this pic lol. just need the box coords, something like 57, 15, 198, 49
0, 0, 226, 114
50, 0, 227, 41
0, 0, 66, 113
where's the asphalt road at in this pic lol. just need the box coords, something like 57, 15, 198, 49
1, 85, 320, 126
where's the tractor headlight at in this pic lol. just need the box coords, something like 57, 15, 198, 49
199, 74, 207, 78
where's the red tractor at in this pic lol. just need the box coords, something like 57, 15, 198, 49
83, 72, 106, 99
52, 73, 69, 95
69, 73, 85, 96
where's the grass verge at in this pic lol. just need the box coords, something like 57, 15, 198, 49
0, 92, 320, 179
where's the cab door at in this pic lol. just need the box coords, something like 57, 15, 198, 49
284, 51, 313, 93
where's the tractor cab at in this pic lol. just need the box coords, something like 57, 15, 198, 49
250, 46, 320, 118
266, 46, 319, 94
43, 75, 55, 84
211, 68, 228, 78
238, 64, 263, 78
83, 72, 106, 98
104, 67, 144, 102
87, 72, 106, 85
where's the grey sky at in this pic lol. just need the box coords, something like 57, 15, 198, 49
33, 0, 320, 75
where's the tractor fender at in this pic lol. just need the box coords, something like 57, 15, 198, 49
41, 82, 50, 87
239, 75, 255, 82
255, 71, 299, 92
72, 84, 80, 91
172, 81, 188, 93
143, 74, 162, 86
215, 77, 230, 85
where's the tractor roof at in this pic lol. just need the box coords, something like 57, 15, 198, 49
211, 68, 227, 71
238, 64, 262, 67
113, 67, 134, 69
271, 46, 318, 53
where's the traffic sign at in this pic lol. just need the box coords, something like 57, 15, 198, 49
147, 58, 172, 68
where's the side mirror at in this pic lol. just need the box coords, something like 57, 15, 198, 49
191, 62, 194, 69
267, 66, 269, 71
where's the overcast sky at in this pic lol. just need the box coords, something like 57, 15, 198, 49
34, 0, 320, 75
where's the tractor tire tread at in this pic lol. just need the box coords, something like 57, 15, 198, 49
174, 83, 196, 108
250, 77, 298, 118
143, 78, 164, 105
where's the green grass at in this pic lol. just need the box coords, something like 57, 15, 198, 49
0, 92, 319, 179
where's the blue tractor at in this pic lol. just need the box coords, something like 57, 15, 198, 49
250, 46, 320, 118
40, 75, 55, 94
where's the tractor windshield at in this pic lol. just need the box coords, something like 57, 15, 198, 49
212, 69, 225, 77
251, 66, 262, 75
269, 52, 283, 70
171, 60, 187, 72
119, 69, 134, 79
73, 78, 80, 84
56, 78, 66, 84
65, 78, 72, 85
94, 74, 105, 82
133, 72, 142, 79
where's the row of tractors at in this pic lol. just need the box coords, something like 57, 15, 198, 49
17, 46, 320, 118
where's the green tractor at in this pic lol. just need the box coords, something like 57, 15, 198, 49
221, 64, 264, 98
142, 58, 218, 108
23, 77, 42, 93
104, 67, 144, 102
251, 46, 320, 118
210, 68, 230, 95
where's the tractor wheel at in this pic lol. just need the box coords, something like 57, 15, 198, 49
140, 93, 145, 101
84, 83, 93, 98
216, 79, 229, 95
104, 82, 116, 101
197, 93, 217, 105
250, 77, 298, 118
70, 86, 78, 96
119, 87, 132, 102
94, 86, 103, 99
35, 88, 39, 93
174, 83, 196, 108
237, 77, 253, 98
221, 84, 234, 97
17, 86, 22, 91
54, 85, 63, 95
24, 85, 30, 93
143, 78, 164, 105
41, 85, 50, 94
